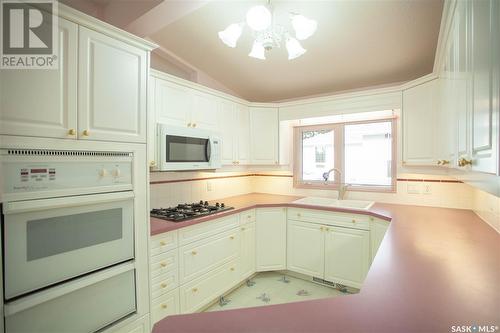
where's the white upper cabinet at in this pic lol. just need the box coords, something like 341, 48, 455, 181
402, 79, 439, 166
255, 208, 286, 271
469, 0, 499, 174
218, 101, 250, 165
78, 27, 148, 143
249, 107, 279, 165
155, 78, 192, 128
192, 92, 219, 130
0, 18, 78, 139
154, 77, 219, 131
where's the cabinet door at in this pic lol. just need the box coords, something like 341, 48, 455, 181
402, 80, 438, 165
255, 208, 286, 271
249, 107, 279, 165
0, 18, 77, 139
470, 0, 499, 174
240, 222, 256, 280
218, 101, 236, 165
236, 104, 251, 164
192, 92, 219, 130
324, 227, 370, 289
369, 219, 389, 264
287, 220, 325, 278
78, 27, 147, 143
155, 78, 191, 128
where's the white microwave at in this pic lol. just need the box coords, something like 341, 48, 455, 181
157, 124, 221, 171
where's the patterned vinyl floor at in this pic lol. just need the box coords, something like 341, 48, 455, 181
205, 271, 355, 312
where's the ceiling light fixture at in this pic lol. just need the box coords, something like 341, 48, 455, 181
218, 2, 317, 60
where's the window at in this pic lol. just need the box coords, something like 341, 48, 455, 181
294, 119, 396, 192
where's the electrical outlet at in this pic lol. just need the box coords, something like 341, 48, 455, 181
423, 183, 432, 195
407, 183, 421, 194
206, 181, 213, 192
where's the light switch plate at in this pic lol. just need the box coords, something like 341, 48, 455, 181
407, 183, 421, 194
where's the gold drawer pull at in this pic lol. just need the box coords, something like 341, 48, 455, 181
160, 241, 166, 246
161, 304, 168, 309
161, 283, 167, 288
160, 262, 167, 267
191, 251, 197, 255
192, 288, 198, 292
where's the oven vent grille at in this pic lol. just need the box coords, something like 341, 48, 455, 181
4, 149, 132, 157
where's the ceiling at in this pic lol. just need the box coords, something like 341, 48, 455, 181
150, 0, 443, 102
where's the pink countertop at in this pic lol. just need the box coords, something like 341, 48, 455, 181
151, 193, 500, 333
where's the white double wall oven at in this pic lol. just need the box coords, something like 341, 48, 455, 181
1, 147, 143, 332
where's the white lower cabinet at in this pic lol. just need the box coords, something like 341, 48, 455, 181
324, 227, 370, 289
256, 208, 287, 271
239, 222, 256, 279
151, 289, 180, 326
179, 259, 240, 314
287, 220, 325, 277
178, 228, 240, 284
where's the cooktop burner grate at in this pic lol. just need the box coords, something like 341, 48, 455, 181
151, 201, 234, 222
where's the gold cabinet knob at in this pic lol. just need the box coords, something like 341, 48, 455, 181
160, 241, 166, 246
230, 236, 234, 240
352, 219, 356, 223
325, 227, 330, 231
160, 262, 167, 267
192, 123, 197, 128
160, 283, 167, 288
150, 160, 156, 167
275, 161, 278, 165
192, 288, 198, 292
191, 250, 197, 255
82, 129, 90, 136
247, 215, 251, 218
187, 123, 192, 127
230, 267, 235, 271
68, 128, 76, 136
241, 227, 246, 231
161, 304, 168, 309
297, 213, 301, 217
320, 226, 324, 231
458, 157, 472, 167
236, 161, 239, 164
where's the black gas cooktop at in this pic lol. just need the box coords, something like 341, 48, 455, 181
150, 201, 234, 222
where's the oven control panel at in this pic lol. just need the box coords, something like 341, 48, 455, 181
1, 150, 134, 200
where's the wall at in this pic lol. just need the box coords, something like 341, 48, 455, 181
150, 171, 474, 210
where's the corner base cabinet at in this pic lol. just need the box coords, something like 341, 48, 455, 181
255, 208, 287, 271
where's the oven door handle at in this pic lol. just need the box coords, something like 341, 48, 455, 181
3, 191, 134, 215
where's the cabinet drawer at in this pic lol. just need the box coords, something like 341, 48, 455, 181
179, 259, 239, 314
151, 270, 178, 299
179, 228, 239, 284
151, 289, 179, 325
178, 214, 239, 246
150, 249, 178, 279
240, 209, 256, 225
151, 231, 178, 256
288, 208, 370, 230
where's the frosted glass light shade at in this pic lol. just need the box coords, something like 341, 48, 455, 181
246, 5, 272, 31
290, 14, 317, 40
218, 23, 243, 48
286, 37, 306, 60
248, 41, 266, 60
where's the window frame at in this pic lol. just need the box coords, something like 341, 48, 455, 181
293, 118, 397, 193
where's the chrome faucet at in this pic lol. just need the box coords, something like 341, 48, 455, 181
322, 168, 348, 200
